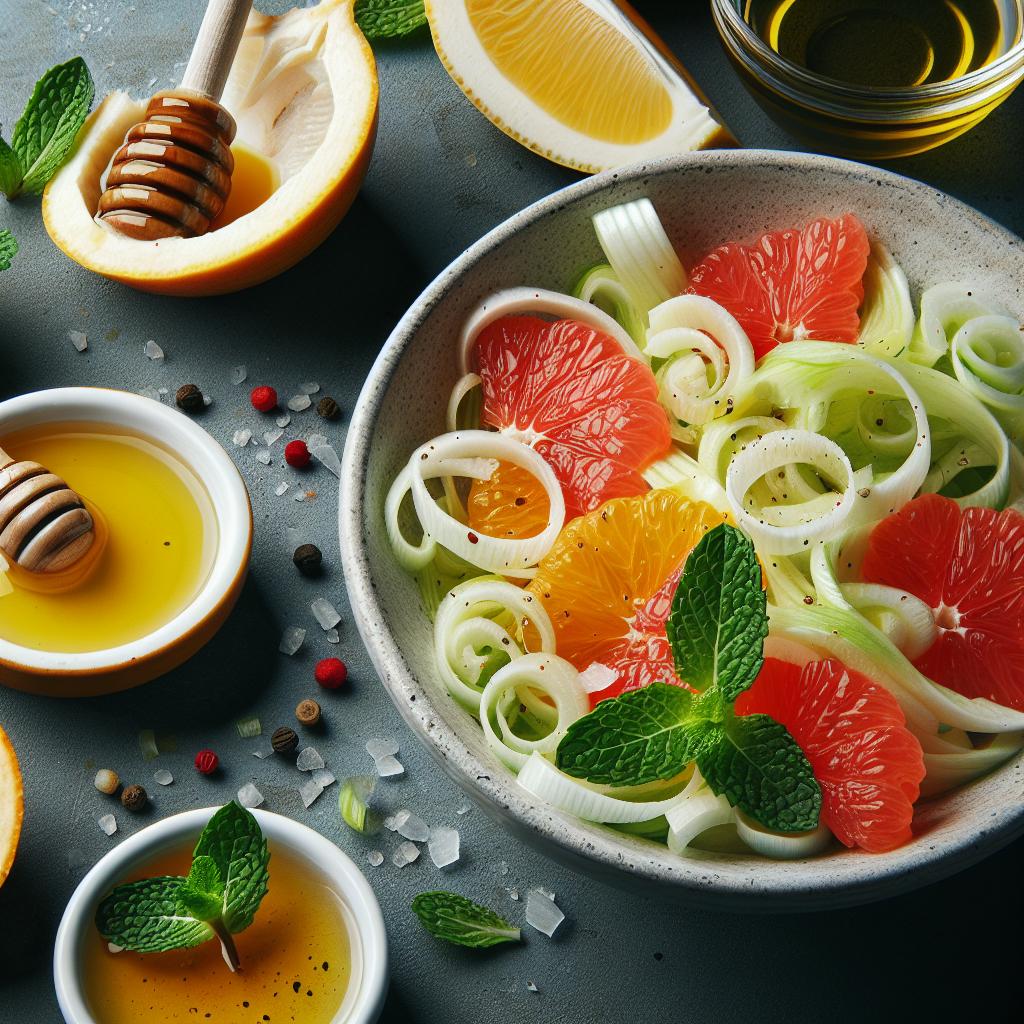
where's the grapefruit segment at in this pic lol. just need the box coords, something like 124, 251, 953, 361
0, 724, 23, 888
467, 315, 671, 537
527, 490, 726, 705
861, 493, 1024, 710
737, 658, 925, 852
688, 213, 870, 360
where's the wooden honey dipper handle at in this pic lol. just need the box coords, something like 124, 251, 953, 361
0, 444, 95, 574
96, 0, 253, 242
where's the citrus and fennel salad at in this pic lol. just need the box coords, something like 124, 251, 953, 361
386, 198, 1024, 860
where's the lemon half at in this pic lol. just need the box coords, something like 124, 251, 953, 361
0, 724, 23, 888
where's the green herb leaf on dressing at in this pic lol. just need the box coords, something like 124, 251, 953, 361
412, 891, 521, 949
355, 0, 427, 40
95, 876, 215, 953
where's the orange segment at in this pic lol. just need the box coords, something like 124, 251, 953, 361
528, 490, 726, 704
468, 461, 551, 540
0, 723, 24, 887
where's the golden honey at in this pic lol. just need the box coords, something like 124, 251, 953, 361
0, 423, 215, 653
209, 144, 279, 230
83, 843, 353, 1024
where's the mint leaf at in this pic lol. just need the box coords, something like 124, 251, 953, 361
698, 714, 821, 832
0, 135, 21, 197
192, 801, 269, 934
412, 891, 521, 949
355, 0, 427, 40
666, 523, 767, 701
178, 855, 225, 922
556, 682, 715, 786
0, 230, 16, 271
9, 57, 93, 197
96, 876, 214, 953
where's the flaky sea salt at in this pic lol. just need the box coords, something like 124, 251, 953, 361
275, 481, 290, 496
231, 365, 247, 384
287, 394, 312, 412
396, 810, 429, 843
292, 491, 306, 503
307, 433, 329, 450
392, 841, 420, 868
252, 749, 274, 759
254, 448, 272, 465
525, 889, 565, 937
68, 330, 88, 352
237, 782, 264, 808
375, 756, 404, 778
232, 428, 252, 447
427, 827, 460, 868
367, 850, 384, 867
296, 746, 325, 772
509, 888, 520, 901
526, 981, 539, 993
276, 413, 291, 428
301, 382, 320, 394
312, 597, 341, 630
278, 626, 305, 655
456, 803, 472, 816
311, 768, 336, 789
144, 339, 164, 362
153, 769, 173, 786
299, 777, 325, 809
366, 738, 399, 759
325, 628, 340, 645
311, 444, 342, 478
263, 427, 283, 446
98, 814, 117, 836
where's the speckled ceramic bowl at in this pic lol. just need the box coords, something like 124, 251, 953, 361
341, 150, 1024, 911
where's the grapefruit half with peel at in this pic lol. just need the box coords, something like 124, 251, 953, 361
688, 213, 870, 360
861, 493, 1024, 711
466, 315, 672, 539
528, 490, 726, 706
0, 724, 23, 887
737, 658, 925, 853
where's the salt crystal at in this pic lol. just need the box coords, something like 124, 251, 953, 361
158, 387, 168, 396
456, 803, 472, 816
427, 827, 460, 868
391, 841, 420, 868
396, 810, 430, 843
311, 597, 341, 630
254, 448, 272, 465
579, 662, 618, 694
144, 339, 164, 362
498, 861, 509, 876
237, 783, 264, 808
375, 755, 404, 778
299, 777, 325, 808
311, 444, 342, 478
275, 481, 290, 496
509, 888, 520, 901
203, 394, 213, 407
68, 330, 88, 352
139, 387, 162, 402
292, 491, 306, 503
307, 433, 329, 450
98, 814, 117, 836
296, 747, 325, 772
312, 768, 336, 789
232, 429, 252, 447
278, 626, 305, 655
153, 769, 173, 786
276, 413, 291, 428
263, 428, 283, 446
367, 850, 384, 867
301, 382, 320, 394
288, 394, 312, 412
525, 889, 565, 937
231, 365, 247, 384
325, 628, 340, 645
526, 981, 539, 993
366, 738, 399, 759
252, 749, 274, 759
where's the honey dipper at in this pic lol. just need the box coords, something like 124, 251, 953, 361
96, 0, 253, 241
0, 444, 95, 573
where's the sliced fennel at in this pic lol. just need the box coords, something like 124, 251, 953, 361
573, 263, 646, 347
909, 281, 1009, 367
857, 241, 914, 358
920, 732, 1024, 798
446, 373, 482, 432
643, 448, 729, 512
734, 810, 833, 860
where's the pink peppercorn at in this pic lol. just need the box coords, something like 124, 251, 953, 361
194, 749, 219, 775
315, 658, 348, 690
250, 385, 277, 412
285, 439, 311, 468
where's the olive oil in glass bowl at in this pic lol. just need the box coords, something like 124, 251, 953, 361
712, 0, 1024, 157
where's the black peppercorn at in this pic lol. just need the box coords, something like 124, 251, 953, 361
292, 543, 323, 577
272, 726, 299, 754
175, 384, 205, 413
316, 396, 341, 421
121, 784, 148, 812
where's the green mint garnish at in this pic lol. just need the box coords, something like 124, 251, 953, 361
0, 229, 16, 271
354, 0, 427, 40
96, 802, 270, 971
555, 523, 821, 833
412, 891, 521, 949
1, 57, 94, 199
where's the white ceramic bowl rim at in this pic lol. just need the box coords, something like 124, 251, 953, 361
340, 148, 1024, 909
0, 387, 250, 672
53, 807, 389, 1024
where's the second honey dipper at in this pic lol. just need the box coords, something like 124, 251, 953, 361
96, 0, 253, 241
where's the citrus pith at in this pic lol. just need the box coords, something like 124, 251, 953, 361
0, 724, 24, 888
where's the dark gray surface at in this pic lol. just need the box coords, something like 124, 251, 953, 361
0, 2, 1020, 1022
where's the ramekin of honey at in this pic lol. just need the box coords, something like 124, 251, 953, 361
0, 388, 251, 696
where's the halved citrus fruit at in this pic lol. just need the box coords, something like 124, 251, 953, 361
0, 723, 24, 887
528, 490, 726, 704
688, 213, 871, 360
861, 493, 1024, 711
43, 0, 377, 296
466, 315, 672, 539
737, 658, 925, 853
426, 0, 732, 174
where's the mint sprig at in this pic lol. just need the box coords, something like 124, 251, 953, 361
412, 891, 521, 949
556, 524, 821, 832
354, 0, 427, 40
96, 802, 270, 971
1, 57, 94, 199
0, 229, 16, 272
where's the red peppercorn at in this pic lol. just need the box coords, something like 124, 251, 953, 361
194, 749, 219, 775
285, 439, 311, 468
250, 385, 277, 412
315, 657, 348, 689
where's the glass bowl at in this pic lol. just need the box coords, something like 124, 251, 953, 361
711, 0, 1024, 159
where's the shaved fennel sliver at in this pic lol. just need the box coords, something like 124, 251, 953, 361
643, 449, 729, 511
592, 198, 687, 314
735, 811, 833, 860
479, 653, 588, 770
949, 315, 1024, 443
920, 732, 1024, 798
434, 577, 556, 710
646, 294, 755, 427
457, 286, 643, 374
909, 281, 1009, 367
446, 373, 482, 432
665, 771, 735, 854
857, 242, 914, 357
573, 263, 646, 346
